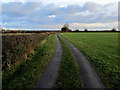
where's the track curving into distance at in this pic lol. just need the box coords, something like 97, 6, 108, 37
59, 34, 105, 88
34, 34, 62, 88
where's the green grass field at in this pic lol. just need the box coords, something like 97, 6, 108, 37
61, 32, 120, 88
3, 34, 57, 88
55, 36, 82, 88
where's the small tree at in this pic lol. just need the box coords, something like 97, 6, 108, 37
61, 24, 69, 32
111, 28, 117, 32
75, 29, 79, 32
85, 28, 88, 32
61, 27, 68, 32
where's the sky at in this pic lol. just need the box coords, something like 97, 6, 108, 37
0, 0, 119, 30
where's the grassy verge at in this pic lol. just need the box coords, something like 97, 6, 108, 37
55, 36, 82, 88
61, 32, 119, 88
3, 34, 57, 89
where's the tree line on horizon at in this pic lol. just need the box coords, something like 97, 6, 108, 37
61, 24, 117, 32
1, 24, 118, 33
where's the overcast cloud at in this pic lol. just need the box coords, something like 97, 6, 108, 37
1, 0, 119, 30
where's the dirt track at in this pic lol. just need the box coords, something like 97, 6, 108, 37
34, 34, 105, 88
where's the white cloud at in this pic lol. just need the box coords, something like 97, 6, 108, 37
83, 2, 102, 13
1, 0, 40, 3
28, 22, 118, 30
102, 3, 118, 15
2, 0, 119, 5
42, 0, 119, 6
59, 5, 67, 8
2, 1, 118, 30
32, 24, 63, 29
69, 22, 118, 29
75, 11, 93, 16
35, 7, 40, 11
48, 15, 56, 18
2, 2, 42, 16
